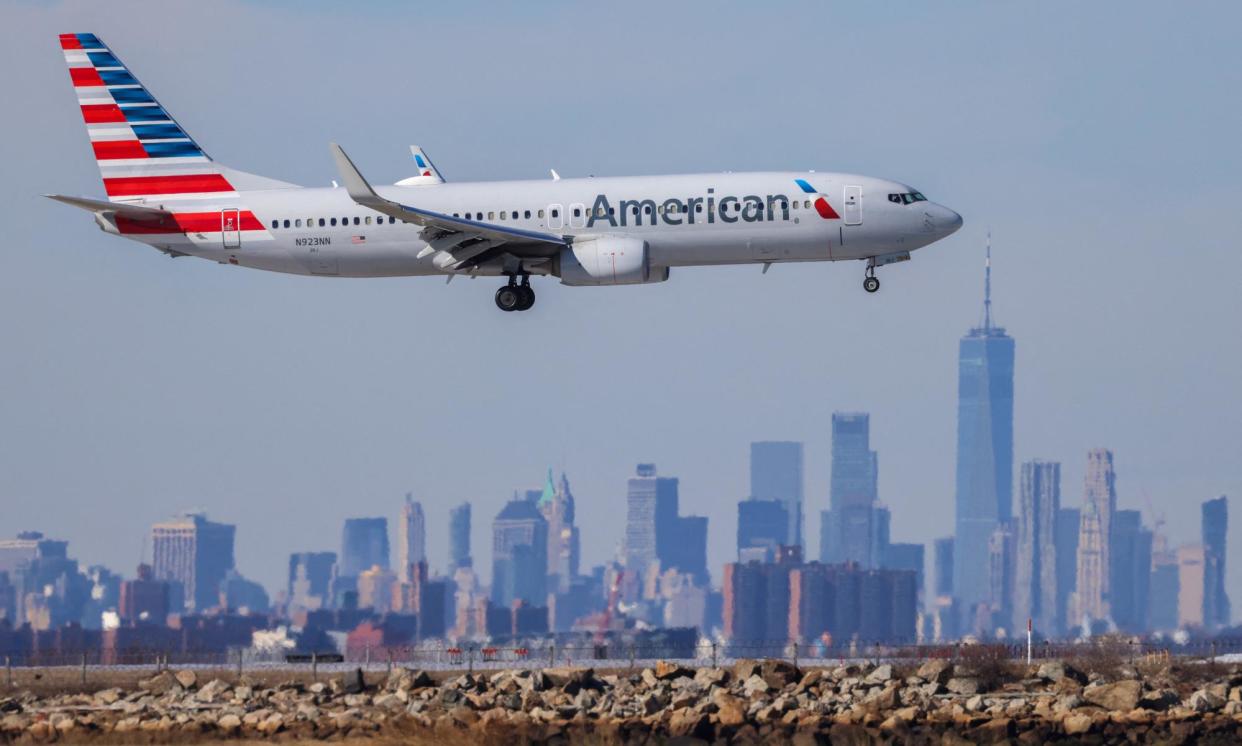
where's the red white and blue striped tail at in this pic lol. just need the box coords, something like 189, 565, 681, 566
60, 33, 292, 202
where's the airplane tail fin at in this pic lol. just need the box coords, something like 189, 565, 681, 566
59, 33, 293, 201
394, 146, 446, 186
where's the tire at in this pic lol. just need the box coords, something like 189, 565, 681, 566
516, 285, 536, 311
495, 286, 521, 311
863, 276, 880, 293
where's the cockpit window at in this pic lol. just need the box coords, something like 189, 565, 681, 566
888, 192, 928, 205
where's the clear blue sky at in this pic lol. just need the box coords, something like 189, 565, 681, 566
2, 1, 1239, 617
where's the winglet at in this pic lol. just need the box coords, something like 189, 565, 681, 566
329, 143, 386, 210
550, 169, 561, 181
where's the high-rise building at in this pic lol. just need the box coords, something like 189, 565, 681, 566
750, 441, 805, 549
986, 523, 1014, 633
822, 413, 884, 567
449, 502, 472, 572
1054, 508, 1080, 635
1202, 496, 1230, 629
738, 499, 788, 561
668, 515, 710, 585
357, 565, 397, 612
952, 243, 1015, 622
151, 513, 236, 613
340, 518, 390, 578
397, 495, 426, 582
624, 464, 679, 573
1071, 449, 1117, 627
118, 564, 170, 624
1177, 544, 1205, 629
933, 537, 954, 598
883, 543, 925, 608
1148, 545, 1180, 631
537, 469, 580, 593
288, 551, 336, 610
1014, 460, 1059, 635
1109, 510, 1152, 633
491, 497, 548, 608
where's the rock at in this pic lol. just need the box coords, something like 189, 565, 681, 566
866, 664, 894, 683
1063, 713, 1093, 735
695, 667, 729, 688
217, 714, 241, 732
543, 667, 597, 695
743, 674, 772, 697
714, 692, 747, 727
1137, 688, 1179, 711
916, 659, 954, 684
195, 679, 230, 702
137, 670, 180, 695
93, 688, 122, 705
760, 659, 801, 689
343, 667, 366, 694
174, 669, 198, 690
1082, 680, 1141, 711
1188, 689, 1225, 713
965, 695, 985, 712
655, 660, 692, 680
1037, 661, 1087, 685
831, 663, 862, 680
373, 693, 404, 709
947, 677, 980, 696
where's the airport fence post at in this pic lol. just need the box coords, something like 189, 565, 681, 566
365, 645, 371, 670
548, 643, 555, 668
1211, 641, 1217, 665
711, 642, 717, 669
467, 646, 474, 676
386, 649, 393, 675
792, 641, 799, 670
5, 656, 11, 687
312, 652, 318, 683
81, 652, 87, 686
629, 645, 636, 671
236, 648, 244, 678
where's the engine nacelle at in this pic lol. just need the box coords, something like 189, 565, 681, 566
557, 236, 669, 286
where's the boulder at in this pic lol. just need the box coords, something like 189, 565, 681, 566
734, 659, 762, 680
216, 714, 241, 732
865, 664, 894, 684
760, 659, 801, 689
654, 660, 692, 680
1188, 689, 1225, 713
1037, 661, 1087, 685
713, 692, 747, 727
195, 679, 230, 702
93, 688, 122, 705
343, 668, 367, 695
946, 677, 980, 696
1082, 680, 1141, 711
1137, 688, 1179, 711
174, 669, 198, 690
138, 671, 180, 695
1062, 713, 1093, 736
916, 659, 954, 684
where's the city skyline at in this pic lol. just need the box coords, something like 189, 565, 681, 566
3, 2, 1241, 625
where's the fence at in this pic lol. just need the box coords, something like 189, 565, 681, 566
2, 638, 1239, 687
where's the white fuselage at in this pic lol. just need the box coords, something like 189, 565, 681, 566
120, 171, 962, 279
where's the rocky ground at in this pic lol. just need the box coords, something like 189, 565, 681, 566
3, 657, 1242, 744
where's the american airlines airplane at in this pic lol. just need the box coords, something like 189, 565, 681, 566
50, 34, 963, 312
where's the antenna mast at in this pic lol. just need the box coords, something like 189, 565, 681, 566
983, 230, 993, 330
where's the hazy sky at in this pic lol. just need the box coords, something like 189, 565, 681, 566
2, 1, 1240, 619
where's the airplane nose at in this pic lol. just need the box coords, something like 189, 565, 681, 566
936, 204, 963, 236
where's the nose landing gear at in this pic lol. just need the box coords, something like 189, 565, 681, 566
863, 261, 881, 293
495, 273, 535, 312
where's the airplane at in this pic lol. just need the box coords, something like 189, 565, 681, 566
50, 34, 963, 313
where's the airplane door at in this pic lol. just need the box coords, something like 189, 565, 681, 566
548, 203, 564, 230
221, 208, 241, 248
843, 186, 862, 226
568, 203, 586, 229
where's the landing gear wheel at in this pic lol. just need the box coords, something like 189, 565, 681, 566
515, 285, 535, 311
495, 285, 522, 312
863, 276, 881, 293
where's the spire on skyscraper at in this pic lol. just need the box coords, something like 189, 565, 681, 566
983, 230, 993, 331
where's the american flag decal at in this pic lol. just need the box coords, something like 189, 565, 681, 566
351, 235, 366, 244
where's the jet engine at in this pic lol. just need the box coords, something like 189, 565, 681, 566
556, 236, 669, 286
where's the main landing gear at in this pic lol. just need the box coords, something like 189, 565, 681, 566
863, 261, 881, 293
495, 274, 535, 312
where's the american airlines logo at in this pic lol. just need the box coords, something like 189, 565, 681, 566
587, 180, 840, 228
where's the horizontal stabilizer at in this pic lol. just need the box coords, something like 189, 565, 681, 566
45, 193, 172, 221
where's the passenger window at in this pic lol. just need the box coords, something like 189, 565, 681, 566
318, 218, 325, 227
573, 207, 581, 217
295, 219, 302, 227
283, 219, 290, 228
804, 200, 811, 209
551, 209, 559, 218
270, 220, 278, 229
525, 210, 531, 219
330, 218, 337, 226
696, 204, 702, 213
657, 205, 664, 214
538, 209, 545, 218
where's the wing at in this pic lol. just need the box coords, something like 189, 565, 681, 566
330, 143, 568, 274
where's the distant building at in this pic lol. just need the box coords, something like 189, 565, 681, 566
1014, 460, 1059, 636
340, 518, 390, 578
667, 515, 710, 585
220, 570, 269, 613
1109, 510, 1152, 633
287, 552, 336, 610
397, 561, 448, 640
883, 543, 925, 608
1070, 450, 1117, 627
1148, 548, 1180, 631
750, 441, 805, 549
1054, 508, 1080, 635
449, 502, 472, 572
1177, 544, 1205, 629
738, 499, 788, 561
537, 470, 580, 593
933, 537, 954, 598
491, 497, 548, 608
1202, 496, 1230, 629
118, 564, 169, 625
822, 413, 883, 568
624, 464, 677, 574
987, 524, 1014, 633
397, 496, 426, 583
151, 513, 235, 613
357, 565, 397, 612
953, 245, 1015, 622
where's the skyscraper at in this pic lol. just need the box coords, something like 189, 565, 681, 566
952, 242, 1015, 621
448, 502, 472, 572
537, 469, 580, 593
750, 441, 805, 549
340, 518, 390, 578
1177, 544, 1205, 629
623, 464, 679, 574
288, 551, 336, 610
1202, 496, 1230, 629
397, 495, 426, 583
1054, 508, 1080, 635
933, 537, 954, 598
491, 497, 548, 608
738, 499, 788, 561
822, 413, 884, 567
151, 513, 236, 613
1014, 460, 1059, 635
1109, 510, 1152, 632
1071, 449, 1117, 627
